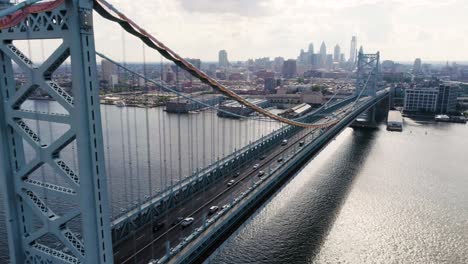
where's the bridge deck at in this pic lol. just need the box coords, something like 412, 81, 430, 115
113, 90, 388, 264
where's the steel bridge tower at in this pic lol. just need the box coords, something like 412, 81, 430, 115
0, 0, 113, 263
355, 47, 380, 97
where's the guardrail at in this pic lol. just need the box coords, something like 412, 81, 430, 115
157, 90, 388, 264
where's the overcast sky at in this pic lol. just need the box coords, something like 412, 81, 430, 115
93, 0, 468, 63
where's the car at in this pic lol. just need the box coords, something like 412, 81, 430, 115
277, 157, 283, 162
281, 139, 288, 146
180, 217, 194, 227
258, 170, 265, 177
299, 141, 305, 147
253, 164, 259, 170
208, 206, 219, 215
259, 155, 266, 160
227, 179, 235, 186
152, 221, 165, 233
233, 172, 240, 178
172, 217, 184, 226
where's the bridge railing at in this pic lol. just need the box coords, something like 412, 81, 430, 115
157, 89, 389, 263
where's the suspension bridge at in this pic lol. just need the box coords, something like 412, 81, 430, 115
0, 1, 388, 263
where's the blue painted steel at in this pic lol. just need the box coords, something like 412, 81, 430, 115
0, 0, 114, 263
166, 89, 389, 264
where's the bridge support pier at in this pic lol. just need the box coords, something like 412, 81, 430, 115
350, 107, 378, 129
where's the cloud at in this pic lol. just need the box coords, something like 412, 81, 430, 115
176, 0, 271, 17
92, 0, 468, 62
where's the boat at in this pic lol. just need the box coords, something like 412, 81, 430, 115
434, 115, 450, 122
115, 100, 126, 107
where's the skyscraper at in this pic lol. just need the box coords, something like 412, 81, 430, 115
319, 41, 327, 67
308, 43, 314, 54
307, 43, 314, 65
218, 50, 229, 68
413, 58, 422, 74
298, 49, 307, 65
333, 44, 341, 62
349, 36, 357, 64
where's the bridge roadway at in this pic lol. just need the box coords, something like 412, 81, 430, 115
111, 98, 366, 264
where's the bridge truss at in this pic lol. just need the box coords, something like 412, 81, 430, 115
0, 0, 113, 263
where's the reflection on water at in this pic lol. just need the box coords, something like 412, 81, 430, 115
209, 121, 468, 264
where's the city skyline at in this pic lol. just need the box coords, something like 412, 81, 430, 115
93, 0, 468, 62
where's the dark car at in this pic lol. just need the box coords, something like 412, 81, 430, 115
152, 221, 165, 233
259, 155, 266, 160
233, 172, 240, 178
172, 217, 184, 226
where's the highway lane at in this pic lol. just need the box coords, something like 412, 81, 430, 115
114, 103, 357, 264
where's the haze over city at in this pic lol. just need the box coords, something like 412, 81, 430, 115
94, 0, 468, 62
0, 1, 467, 264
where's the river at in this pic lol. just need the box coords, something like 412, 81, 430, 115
1, 105, 467, 263
208, 119, 468, 264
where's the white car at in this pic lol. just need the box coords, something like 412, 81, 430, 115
208, 206, 219, 215
258, 170, 265, 177
253, 164, 259, 170
227, 180, 235, 186
181, 217, 194, 227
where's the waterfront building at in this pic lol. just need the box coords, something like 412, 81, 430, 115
404, 87, 439, 112
403, 84, 459, 114
166, 94, 224, 113
437, 84, 459, 113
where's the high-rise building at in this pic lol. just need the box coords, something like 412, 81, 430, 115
349, 36, 357, 64
437, 84, 459, 113
187, 58, 201, 69
340, 53, 346, 63
333, 44, 341, 62
413, 58, 422, 75
282, 59, 297, 78
319, 41, 327, 67
101, 59, 118, 85
307, 43, 314, 65
297, 49, 307, 65
308, 43, 314, 54
218, 50, 229, 68
273, 57, 284, 73
264, 77, 276, 94
326, 54, 333, 69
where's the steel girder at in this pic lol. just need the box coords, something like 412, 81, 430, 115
0, 1, 113, 263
